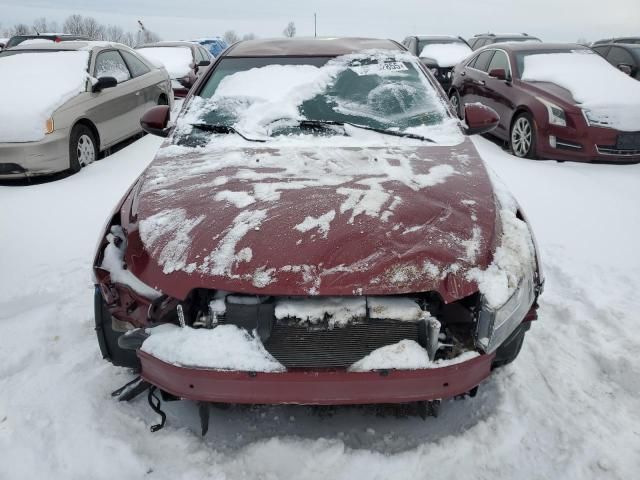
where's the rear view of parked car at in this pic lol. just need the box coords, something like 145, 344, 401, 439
402, 35, 471, 90
4, 33, 90, 49
592, 43, 640, 80
449, 43, 640, 162
137, 41, 212, 97
468, 33, 541, 50
0, 42, 172, 179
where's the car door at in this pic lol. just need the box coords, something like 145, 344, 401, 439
89, 49, 139, 147
459, 49, 495, 105
482, 49, 515, 137
119, 49, 159, 117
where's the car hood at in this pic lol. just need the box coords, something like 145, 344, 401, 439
123, 138, 498, 302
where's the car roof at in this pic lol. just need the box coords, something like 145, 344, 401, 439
480, 42, 586, 52
410, 35, 462, 40
137, 41, 197, 49
9, 41, 123, 51
225, 37, 404, 57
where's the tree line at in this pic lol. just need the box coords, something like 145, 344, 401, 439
1, 15, 160, 47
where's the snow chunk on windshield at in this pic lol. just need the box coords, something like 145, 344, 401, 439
0, 50, 89, 142
419, 43, 472, 67
521, 52, 640, 131
141, 324, 285, 372
349, 339, 479, 371
137, 46, 192, 78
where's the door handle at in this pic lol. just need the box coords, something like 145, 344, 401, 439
135, 91, 141, 96
461, 71, 466, 76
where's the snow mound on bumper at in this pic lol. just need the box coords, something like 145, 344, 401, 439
140, 324, 286, 372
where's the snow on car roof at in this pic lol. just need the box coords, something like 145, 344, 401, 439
9, 40, 120, 51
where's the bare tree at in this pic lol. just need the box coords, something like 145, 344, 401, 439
223, 30, 240, 45
12, 23, 32, 36
242, 33, 256, 41
103, 24, 126, 43
282, 21, 296, 38
121, 31, 137, 47
81, 16, 105, 40
63, 14, 84, 35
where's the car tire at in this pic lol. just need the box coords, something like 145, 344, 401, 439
510, 112, 537, 159
492, 323, 529, 369
94, 289, 141, 370
449, 91, 463, 119
69, 124, 98, 173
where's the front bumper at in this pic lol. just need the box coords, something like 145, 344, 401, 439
138, 350, 494, 405
0, 129, 69, 178
537, 123, 640, 163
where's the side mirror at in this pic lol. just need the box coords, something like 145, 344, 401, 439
488, 68, 507, 81
617, 63, 633, 76
197, 60, 211, 67
140, 105, 171, 137
92, 76, 118, 93
463, 103, 500, 135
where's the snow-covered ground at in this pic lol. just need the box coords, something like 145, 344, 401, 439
1, 134, 639, 479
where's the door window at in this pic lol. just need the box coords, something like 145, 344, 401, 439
487, 50, 511, 77
95, 50, 131, 83
120, 50, 150, 78
607, 47, 635, 67
471, 50, 495, 72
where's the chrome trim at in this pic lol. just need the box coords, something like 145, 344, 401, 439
596, 145, 640, 156
556, 140, 582, 150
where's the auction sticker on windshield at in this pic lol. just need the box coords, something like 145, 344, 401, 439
350, 61, 409, 76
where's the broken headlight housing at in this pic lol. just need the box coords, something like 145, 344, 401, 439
475, 266, 536, 354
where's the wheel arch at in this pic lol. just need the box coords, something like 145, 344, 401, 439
71, 118, 101, 152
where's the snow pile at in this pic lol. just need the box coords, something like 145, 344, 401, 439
419, 43, 472, 67
275, 297, 367, 327
137, 46, 192, 78
100, 226, 162, 299
349, 339, 479, 371
0, 50, 89, 142
141, 324, 285, 372
368, 297, 423, 321
467, 209, 535, 308
521, 52, 640, 131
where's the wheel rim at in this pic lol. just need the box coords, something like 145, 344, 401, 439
77, 134, 95, 166
511, 117, 532, 157
450, 94, 460, 118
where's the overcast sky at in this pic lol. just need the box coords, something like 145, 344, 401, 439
1, 0, 638, 43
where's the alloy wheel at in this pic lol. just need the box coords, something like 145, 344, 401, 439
511, 117, 532, 157
77, 134, 96, 166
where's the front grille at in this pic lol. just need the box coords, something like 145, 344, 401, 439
0, 163, 26, 174
263, 320, 420, 368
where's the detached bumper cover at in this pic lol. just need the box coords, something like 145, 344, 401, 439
138, 350, 494, 405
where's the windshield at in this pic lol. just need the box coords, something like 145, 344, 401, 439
178, 51, 453, 142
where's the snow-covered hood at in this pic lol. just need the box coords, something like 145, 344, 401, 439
123, 138, 498, 302
419, 43, 472, 68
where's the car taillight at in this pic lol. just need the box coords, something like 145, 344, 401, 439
54, 37, 62, 43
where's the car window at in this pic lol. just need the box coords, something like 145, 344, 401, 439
471, 50, 495, 71
592, 46, 611, 57
119, 50, 151, 77
95, 50, 131, 83
195, 48, 205, 63
487, 50, 511, 77
607, 47, 635, 67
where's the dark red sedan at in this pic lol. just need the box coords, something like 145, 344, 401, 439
449, 43, 640, 162
93, 38, 542, 431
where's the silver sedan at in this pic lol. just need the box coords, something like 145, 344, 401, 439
0, 41, 173, 179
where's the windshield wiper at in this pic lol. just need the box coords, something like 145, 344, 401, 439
190, 123, 266, 143
299, 120, 437, 143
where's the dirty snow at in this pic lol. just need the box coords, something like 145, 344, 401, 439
141, 324, 285, 372
275, 297, 366, 327
367, 297, 423, 321
137, 46, 192, 79
521, 52, 640, 131
0, 50, 89, 142
2, 131, 640, 479
419, 43, 472, 67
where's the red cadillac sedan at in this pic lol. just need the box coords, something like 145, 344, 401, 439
449, 43, 640, 162
93, 38, 543, 432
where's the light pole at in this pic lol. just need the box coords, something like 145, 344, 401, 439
314, 13, 317, 38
